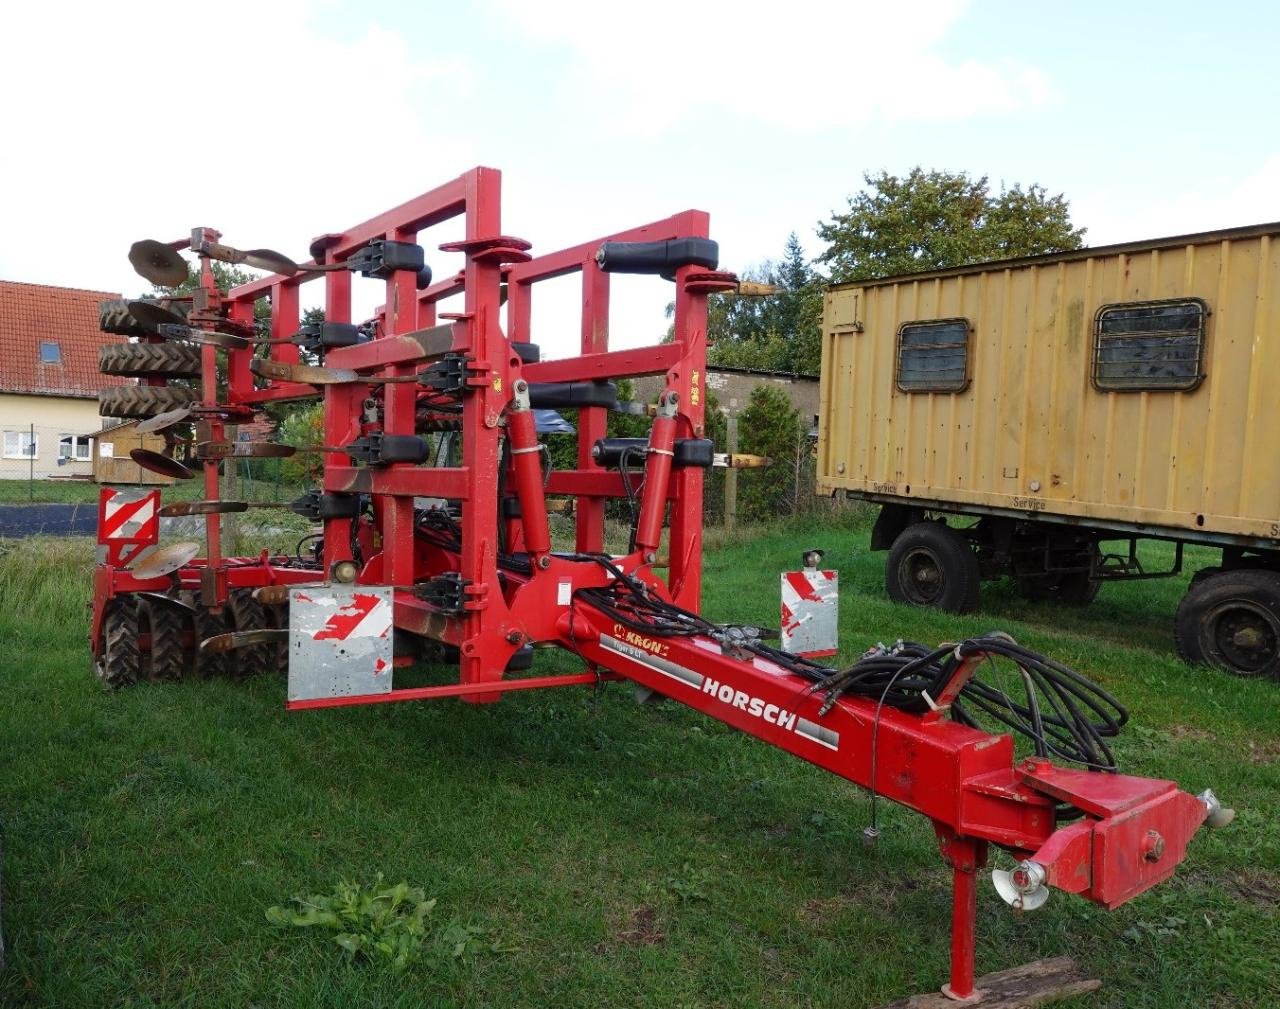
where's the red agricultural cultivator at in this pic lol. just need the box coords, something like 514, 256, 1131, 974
89, 167, 1230, 1004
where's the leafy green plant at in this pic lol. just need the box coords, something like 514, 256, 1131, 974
664, 862, 712, 903
265, 875, 438, 970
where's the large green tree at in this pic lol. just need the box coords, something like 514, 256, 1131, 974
670, 233, 824, 377
816, 168, 1086, 284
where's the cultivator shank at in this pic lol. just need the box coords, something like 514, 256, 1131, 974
89, 167, 1224, 1003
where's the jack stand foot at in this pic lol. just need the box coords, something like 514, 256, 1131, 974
876, 957, 1100, 1008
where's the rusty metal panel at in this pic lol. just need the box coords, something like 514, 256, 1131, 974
288, 586, 394, 702
817, 224, 1280, 544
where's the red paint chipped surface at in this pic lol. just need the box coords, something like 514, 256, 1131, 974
313, 592, 384, 641
785, 571, 822, 602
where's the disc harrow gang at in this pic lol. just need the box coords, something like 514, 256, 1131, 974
87, 167, 1226, 1006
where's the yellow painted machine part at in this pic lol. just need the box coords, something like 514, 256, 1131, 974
817, 228, 1280, 542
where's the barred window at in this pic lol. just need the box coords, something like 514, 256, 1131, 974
1093, 299, 1207, 391
896, 318, 970, 392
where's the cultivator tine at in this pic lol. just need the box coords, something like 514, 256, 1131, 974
195, 441, 301, 460
249, 359, 418, 386
158, 500, 295, 517
712, 453, 772, 468
128, 541, 201, 580
130, 448, 196, 480
128, 239, 189, 286
199, 629, 289, 653
156, 322, 252, 350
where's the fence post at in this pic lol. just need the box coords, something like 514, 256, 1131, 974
724, 415, 738, 532
28, 423, 34, 501
223, 425, 241, 555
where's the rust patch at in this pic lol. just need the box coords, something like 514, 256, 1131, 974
603, 905, 665, 949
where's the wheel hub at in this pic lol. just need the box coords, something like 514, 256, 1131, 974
902, 548, 944, 604
1211, 603, 1279, 674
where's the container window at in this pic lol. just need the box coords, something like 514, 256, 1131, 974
895, 318, 970, 392
1093, 299, 1207, 391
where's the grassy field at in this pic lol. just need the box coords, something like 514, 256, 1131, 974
0, 519, 1277, 1008
0, 475, 304, 505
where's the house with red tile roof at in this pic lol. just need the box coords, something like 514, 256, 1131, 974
0, 280, 128, 479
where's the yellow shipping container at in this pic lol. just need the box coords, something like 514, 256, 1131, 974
817, 222, 1280, 678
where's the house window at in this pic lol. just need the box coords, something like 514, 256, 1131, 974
59, 434, 92, 461
40, 341, 61, 364
3, 430, 38, 460
895, 318, 971, 392
1093, 299, 1207, 391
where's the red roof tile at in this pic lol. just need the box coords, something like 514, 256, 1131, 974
0, 280, 130, 398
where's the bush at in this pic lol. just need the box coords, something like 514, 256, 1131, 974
736, 385, 806, 524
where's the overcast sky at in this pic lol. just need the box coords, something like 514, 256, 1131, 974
2, 0, 1278, 359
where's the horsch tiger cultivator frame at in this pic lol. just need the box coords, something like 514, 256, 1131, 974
89, 167, 1229, 1004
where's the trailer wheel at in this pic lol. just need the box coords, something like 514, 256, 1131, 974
99, 298, 188, 337
224, 589, 271, 677
1174, 569, 1280, 679
96, 597, 141, 689
140, 598, 187, 682
182, 591, 227, 679
98, 384, 197, 419
99, 341, 202, 379
885, 522, 980, 613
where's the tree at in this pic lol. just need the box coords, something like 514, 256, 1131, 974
667, 233, 825, 376
816, 168, 1086, 284
736, 385, 805, 524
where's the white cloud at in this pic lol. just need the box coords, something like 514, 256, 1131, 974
0, 1, 475, 305
1078, 154, 1280, 246
496, 0, 1049, 136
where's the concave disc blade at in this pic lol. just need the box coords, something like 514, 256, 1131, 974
136, 407, 193, 434
241, 248, 299, 276
128, 240, 188, 287
128, 299, 186, 330
129, 448, 195, 480
129, 541, 201, 580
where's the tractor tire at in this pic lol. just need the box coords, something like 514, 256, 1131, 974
885, 521, 981, 613
99, 342, 202, 380
1174, 569, 1280, 679
141, 597, 186, 682
96, 596, 141, 689
182, 591, 228, 679
98, 298, 188, 337
264, 601, 290, 674
224, 589, 271, 678
98, 384, 196, 420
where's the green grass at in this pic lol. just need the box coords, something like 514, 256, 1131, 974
0, 476, 306, 505
0, 521, 1277, 1008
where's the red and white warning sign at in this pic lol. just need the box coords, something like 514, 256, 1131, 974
288, 586, 394, 702
97, 487, 160, 566
780, 568, 839, 658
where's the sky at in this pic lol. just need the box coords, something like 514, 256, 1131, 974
2, 0, 1278, 360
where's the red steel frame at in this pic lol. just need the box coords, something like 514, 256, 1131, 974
89, 167, 1215, 1002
